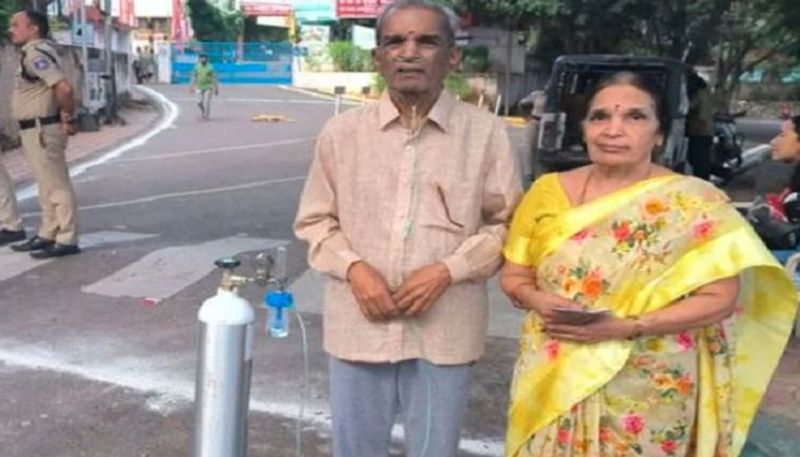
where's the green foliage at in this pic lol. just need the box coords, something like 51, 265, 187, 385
187, 0, 244, 42
440, 0, 800, 111
328, 41, 373, 72
434, 0, 553, 26
445, 73, 471, 98
461, 46, 490, 73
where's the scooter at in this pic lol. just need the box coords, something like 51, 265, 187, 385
710, 110, 747, 181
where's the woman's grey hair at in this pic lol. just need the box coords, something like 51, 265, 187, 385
586, 71, 671, 137
375, 0, 459, 46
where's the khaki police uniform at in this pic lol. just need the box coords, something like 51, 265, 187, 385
0, 161, 23, 231
12, 39, 78, 245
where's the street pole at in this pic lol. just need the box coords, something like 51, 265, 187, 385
103, 0, 118, 124
504, 29, 512, 117
79, 0, 90, 119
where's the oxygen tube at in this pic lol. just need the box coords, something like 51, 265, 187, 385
262, 248, 310, 457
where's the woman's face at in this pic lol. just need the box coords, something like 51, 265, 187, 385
770, 120, 800, 162
583, 84, 663, 168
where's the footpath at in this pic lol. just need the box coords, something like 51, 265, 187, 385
1, 88, 160, 185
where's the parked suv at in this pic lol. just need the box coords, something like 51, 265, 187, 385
528, 55, 691, 179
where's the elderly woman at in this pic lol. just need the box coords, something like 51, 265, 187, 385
500, 72, 797, 457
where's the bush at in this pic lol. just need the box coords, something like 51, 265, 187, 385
328, 41, 373, 72
461, 46, 490, 73
445, 73, 471, 99
788, 84, 800, 101
747, 85, 782, 102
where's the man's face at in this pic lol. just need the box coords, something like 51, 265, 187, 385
8, 12, 37, 46
199, 56, 208, 65
373, 7, 461, 97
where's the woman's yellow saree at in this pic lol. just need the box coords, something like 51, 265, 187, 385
503, 173, 797, 457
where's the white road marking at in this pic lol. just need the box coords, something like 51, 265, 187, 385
114, 137, 315, 163
82, 236, 290, 299
0, 231, 158, 282
174, 97, 348, 106
277, 85, 363, 106
21, 175, 307, 216
0, 341, 505, 456
16, 86, 180, 202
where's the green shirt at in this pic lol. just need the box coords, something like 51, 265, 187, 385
194, 63, 216, 90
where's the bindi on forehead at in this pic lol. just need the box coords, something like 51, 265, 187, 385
592, 101, 654, 111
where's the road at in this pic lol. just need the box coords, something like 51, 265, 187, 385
0, 85, 524, 457
0, 85, 793, 457
738, 117, 782, 145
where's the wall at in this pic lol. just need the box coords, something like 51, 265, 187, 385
293, 71, 376, 95
133, 0, 173, 18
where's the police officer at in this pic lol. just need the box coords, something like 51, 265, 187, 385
8, 10, 80, 258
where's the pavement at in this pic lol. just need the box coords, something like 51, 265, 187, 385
2, 92, 161, 186
0, 84, 797, 457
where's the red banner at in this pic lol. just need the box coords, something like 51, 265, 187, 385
119, 0, 135, 26
172, 0, 184, 42
336, 0, 393, 19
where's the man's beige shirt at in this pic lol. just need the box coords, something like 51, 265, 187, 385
13, 39, 65, 120
295, 91, 522, 365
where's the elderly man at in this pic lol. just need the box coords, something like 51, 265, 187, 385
294, 1, 522, 455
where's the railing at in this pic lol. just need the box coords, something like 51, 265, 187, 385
171, 42, 293, 85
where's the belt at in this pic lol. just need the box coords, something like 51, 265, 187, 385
18, 115, 60, 130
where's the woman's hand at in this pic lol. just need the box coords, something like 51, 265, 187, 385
517, 290, 584, 324
544, 315, 636, 344
500, 261, 583, 323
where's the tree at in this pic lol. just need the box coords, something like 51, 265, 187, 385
710, 0, 800, 108
441, 0, 800, 110
632, 0, 729, 62
630, 0, 799, 108
186, 0, 244, 42
437, 0, 651, 55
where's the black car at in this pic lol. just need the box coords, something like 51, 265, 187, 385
529, 54, 692, 179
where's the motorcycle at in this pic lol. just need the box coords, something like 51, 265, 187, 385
710, 110, 747, 181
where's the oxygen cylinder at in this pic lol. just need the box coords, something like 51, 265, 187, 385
194, 258, 255, 457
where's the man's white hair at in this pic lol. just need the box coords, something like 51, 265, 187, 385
375, 0, 460, 46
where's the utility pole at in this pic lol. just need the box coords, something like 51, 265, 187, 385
103, 0, 118, 124
79, 0, 89, 119
504, 28, 512, 117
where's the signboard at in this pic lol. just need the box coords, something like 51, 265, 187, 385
241, 0, 293, 17
294, 0, 336, 23
336, 0, 393, 19
133, 0, 173, 17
